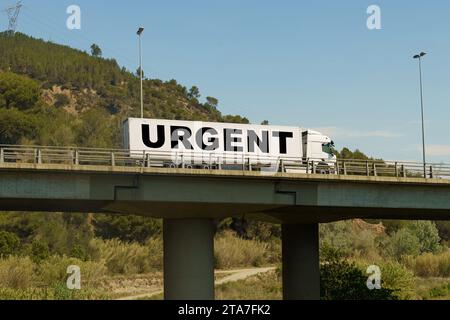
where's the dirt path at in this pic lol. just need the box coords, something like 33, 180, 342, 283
116, 267, 276, 300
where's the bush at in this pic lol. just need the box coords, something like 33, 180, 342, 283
378, 260, 415, 300
320, 220, 385, 260
386, 228, 421, 259
387, 221, 442, 260
53, 93, 70, 108
427, 282, 450, 299
320, 248, 395, 300
30, 239, 50, 262
214, 231, 275, 269
407, 221, 441, 254
0, 231, 20, 257
403, 251, 450, 277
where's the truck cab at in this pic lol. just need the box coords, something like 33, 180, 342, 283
302, 130, 337, 163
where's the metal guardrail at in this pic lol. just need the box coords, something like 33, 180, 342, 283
0, 144, 449, 180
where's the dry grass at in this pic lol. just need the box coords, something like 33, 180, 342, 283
214, 231, 278, 269
37, 255, 107, 287
215, 268, 281, 300
0, 256, 34, 289
89, 237, 162, 274
403, 251, 450, 277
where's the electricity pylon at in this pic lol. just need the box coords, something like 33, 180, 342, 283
3, 1, 22, 35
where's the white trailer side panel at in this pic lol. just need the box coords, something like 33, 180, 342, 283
123, 118, 302, 165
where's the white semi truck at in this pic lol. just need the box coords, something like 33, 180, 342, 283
123, 118, 336, 173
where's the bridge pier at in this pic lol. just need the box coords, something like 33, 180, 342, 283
282, 223, 320, 300
163, 219, 215, 300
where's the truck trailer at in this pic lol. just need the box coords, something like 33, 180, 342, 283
123, 118, 336, 173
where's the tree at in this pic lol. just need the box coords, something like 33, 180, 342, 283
136, 67, 144, 79
222, 114, 250, 124
188, 86, 200, 99
0, 72, 40, 110
261, 120, 269, 125
205, 96, 218, 109
0, 108, 40, 144
385, 221, 441, 259
76, 108, 113, 148
338, 147, 370, 160
90, 43, 102, 57
94, 214, 162, 243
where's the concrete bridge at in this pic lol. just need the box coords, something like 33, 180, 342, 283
1, 145, 450, 300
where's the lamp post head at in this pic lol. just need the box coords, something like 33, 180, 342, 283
137, 27, 144, 35
413, 52, 427, 59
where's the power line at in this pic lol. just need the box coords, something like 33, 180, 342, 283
3, 1, 22, 35
20, 6, 140, 72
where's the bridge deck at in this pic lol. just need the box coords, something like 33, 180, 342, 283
1, 162, 450, 186
1, 161, 450, 223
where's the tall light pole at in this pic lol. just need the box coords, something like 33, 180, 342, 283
413, 52, 427, 178
137, 27, 144, 118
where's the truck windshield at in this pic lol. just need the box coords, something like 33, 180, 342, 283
322, 142, 335, 155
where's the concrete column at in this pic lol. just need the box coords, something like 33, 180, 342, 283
163, 219, 215, 300
282, 223, 320, 300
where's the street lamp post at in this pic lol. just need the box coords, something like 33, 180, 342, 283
413, 52, 427, 178
137, 27, 144, 118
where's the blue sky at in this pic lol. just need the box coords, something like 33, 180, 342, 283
2, 0, 450, 162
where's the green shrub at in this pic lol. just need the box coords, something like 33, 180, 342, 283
31, 239, 50, 262
53, 93, 70, 108
386, 228, 421, 259
407, 221, 441, 254
320, 248, 395, 300
320, 220, 385, 260
0, 231, 20, 257
378, 260, 415, 300
427, 282, 450, 299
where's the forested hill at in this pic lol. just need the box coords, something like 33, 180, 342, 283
0, 32, 248, 148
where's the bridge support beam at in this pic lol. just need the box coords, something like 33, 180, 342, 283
163, 219, 215, 300
282, 223, 320, 300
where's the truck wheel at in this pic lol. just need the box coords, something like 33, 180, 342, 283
316, 162, 330, 174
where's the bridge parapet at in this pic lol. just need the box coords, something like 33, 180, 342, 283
1, 144, 449, 180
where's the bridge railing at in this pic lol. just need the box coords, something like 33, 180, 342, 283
1, 144, 450, 180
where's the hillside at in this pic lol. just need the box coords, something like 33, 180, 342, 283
0, 32, 248, 148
